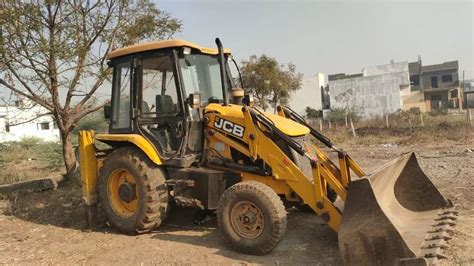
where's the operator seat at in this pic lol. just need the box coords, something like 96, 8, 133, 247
154, 95, 180, 153
156, 95, 177, 116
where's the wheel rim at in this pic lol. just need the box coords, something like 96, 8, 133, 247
230, 201, 265, 239
107, 168, 139, 218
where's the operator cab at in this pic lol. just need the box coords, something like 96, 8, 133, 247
106, 40, 235, 167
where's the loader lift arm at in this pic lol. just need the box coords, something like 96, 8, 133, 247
277, 105, 366, 184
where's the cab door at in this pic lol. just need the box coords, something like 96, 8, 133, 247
136, 52, 187, 159
110, 58, 133, 133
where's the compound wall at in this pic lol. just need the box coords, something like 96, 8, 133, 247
329, 71, 409, 118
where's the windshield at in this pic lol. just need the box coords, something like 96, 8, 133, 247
179, 54, 232, 105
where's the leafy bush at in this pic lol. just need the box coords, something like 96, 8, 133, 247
0, 154, 6, 166
16, 138, 62, 169
429, 107, 448, 116
32, 142, 64, 170
18, 136, 42, 149
407, 107, 421, 115
327, 108, 359, 122
305, 106, 322, 119
73, 116, 108, 134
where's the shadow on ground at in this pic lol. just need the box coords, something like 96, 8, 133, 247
2, 182, 89, 229
2, 183, 342, 264
152, 207, 342, 264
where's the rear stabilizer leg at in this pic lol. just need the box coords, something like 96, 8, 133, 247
78, 130, 99, 229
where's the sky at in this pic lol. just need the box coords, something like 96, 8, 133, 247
159, 0, 474, 79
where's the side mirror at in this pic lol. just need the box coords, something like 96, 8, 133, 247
230, 87, 244, 105
104, 104, 111, 119
187, 93, 201, 109
243, 94, 254, 107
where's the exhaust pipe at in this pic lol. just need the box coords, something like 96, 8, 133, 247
215, 38, 228, 106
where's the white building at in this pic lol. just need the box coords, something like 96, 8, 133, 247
289, 73, 326, 116
328, 62, 410, 118
0, 99, 60, 142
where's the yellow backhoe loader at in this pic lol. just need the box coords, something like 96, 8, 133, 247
78, 38, 456, 265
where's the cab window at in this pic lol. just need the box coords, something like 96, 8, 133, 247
179, 54, 232, 105
110, 61, 132, 130
141, 56, 180, 118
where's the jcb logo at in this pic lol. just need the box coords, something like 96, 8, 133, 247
214, 117, 245, 138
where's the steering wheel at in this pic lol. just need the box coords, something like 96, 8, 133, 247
208, 97, 223, 104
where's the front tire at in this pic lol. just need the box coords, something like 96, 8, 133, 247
217, 181, 287, 255
99, 146, 168, 234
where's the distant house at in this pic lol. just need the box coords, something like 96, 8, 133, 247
464, 80, 474, 108
409, 59, 461, 110
288, 73, 326, 116
0, 98, 60, 142
327, 58, 461, 118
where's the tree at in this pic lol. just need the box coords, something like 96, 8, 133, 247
240, 55, 302, 112
0, 1, 181, 179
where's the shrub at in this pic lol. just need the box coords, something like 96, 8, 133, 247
407, 107, 421, 115
31, 142, 64, 170
18, 136, 42, 149
429, 107, 448, 116
305, 106, 323, 119
73, 116, 108, 134
327, 108, 359, 122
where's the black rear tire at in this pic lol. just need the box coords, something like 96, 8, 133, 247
99, 146, 168, 234
217, 181, 287, 255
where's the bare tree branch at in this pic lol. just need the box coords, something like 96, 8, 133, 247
0, 70, 53, 111
0, 0, 182, 175
6, 112, 53, 127
72, 100, 110, 126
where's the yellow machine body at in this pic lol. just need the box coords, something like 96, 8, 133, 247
78, 39, 456, 265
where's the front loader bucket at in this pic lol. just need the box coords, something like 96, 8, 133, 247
339, 152, 456, 265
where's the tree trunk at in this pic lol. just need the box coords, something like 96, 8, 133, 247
60, 129, 77, 182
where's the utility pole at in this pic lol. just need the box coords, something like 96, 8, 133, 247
462, 70, 465, 110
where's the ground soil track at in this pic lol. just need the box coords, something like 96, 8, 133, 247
0, 140, 472, 265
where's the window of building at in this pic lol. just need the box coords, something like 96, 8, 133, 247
410, 75, 420, 86
38, 122, 50, 130
431, 76, 438, 88
5, 124, 10, 132
442, 74, 453, 83
451, 90, 458, 98
431, 94, 441, 101
430, 94, 442, 109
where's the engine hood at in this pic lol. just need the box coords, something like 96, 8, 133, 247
205, 104, 310, 137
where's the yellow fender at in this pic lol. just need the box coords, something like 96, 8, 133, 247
95, 133, 162, 165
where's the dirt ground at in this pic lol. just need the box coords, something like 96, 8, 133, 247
0, 139, 472, 265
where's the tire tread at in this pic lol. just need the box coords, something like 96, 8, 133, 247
217, 181, 287, 255
98, 146, 168, 234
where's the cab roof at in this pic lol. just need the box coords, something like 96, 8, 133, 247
107, 39, 232, 59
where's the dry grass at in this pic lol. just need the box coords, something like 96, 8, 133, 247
0, 139, 64, 185
310, 111, 473, 146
